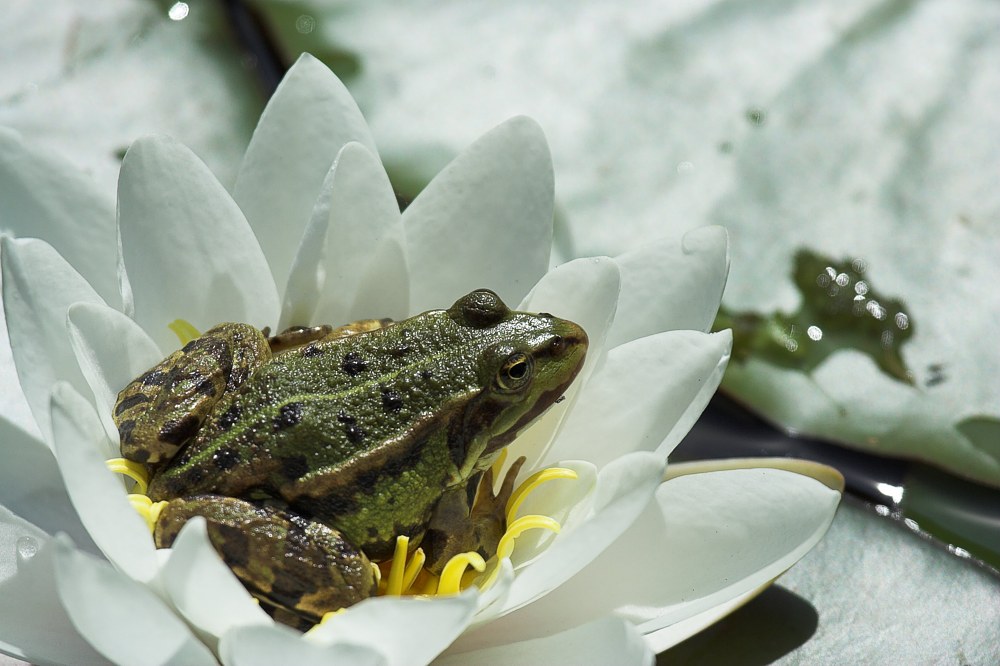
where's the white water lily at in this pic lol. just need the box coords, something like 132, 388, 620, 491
0, 54, 841, 665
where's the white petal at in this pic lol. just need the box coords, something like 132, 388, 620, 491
220, 624, 387, 666
117, 135, 280, 351
608, 226, 730, 347
50, 383, 157, 583
161, 518, 272, 646
1, 237, 105, 442
549, 329, 732, 468
234, 54, 379, 291
482, 452, 665, 631
0, 531, 112, 665
439, 615, 653, 666
0, 415, 94, 550
0, 127, 120, 308
479, 462, 840, 648
67, 302, 163, 443
307, 592, 476, 666
641, 579, 769, 654
52, 537, 217, 666
286, 141, 406, 328
403, 116, 554, 312
506, 257, 620, 472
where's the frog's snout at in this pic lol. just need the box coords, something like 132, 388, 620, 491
552, 320, 589, 367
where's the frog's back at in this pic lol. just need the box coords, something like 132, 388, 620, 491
148, 312, 483, 502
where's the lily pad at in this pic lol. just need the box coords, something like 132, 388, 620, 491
247, 0, 1000, 485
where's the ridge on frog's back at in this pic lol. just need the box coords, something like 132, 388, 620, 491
115, 289, 587, 625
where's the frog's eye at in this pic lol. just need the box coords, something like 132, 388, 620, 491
497, 352, 533, 392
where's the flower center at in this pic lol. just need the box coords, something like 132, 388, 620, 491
106, 450, 576, 627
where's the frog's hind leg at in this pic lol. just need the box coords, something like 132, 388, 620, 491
115, 323, 270, 465
154, 495, 378, 628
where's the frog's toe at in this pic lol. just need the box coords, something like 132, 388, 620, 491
155, 496, 378, 625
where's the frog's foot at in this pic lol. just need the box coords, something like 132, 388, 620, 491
423, 456, 527, 574
267, 318, 397, 354
154, 496, 378, 625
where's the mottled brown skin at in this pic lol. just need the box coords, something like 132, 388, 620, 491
114, 290, 587, 626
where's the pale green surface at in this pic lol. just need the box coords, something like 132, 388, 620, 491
0, 0, 262, 196
253, 0, 1000, 486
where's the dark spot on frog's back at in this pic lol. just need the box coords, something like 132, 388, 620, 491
218, 404, 241, 430
280, 455, 310, 480
212, 522, 251, 568
158, 414, 201, 445
345, 424, 365, 443
381, 388, 404, 412
302, 343, 323, 357
114, 393, 150, 416
212, 447, 241, 470
341, 352, 367, 376
273, 402, 303, 430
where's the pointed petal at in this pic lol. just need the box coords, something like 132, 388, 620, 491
220, 624, 387, 666
234, 54, 379, 290
0, 531, 112, 665
608, 226, 730, 347
478, 462, 840, 648
53, 537, 217, 666
403, 117, 554, 312
68, 302, 163, 443
307, 592, 476, 666
488, 452, 665, 625
0, 415, 95, 550
442, 615, 653, 666
50, 383, 157, 583
505, 257, 620, 472
0, 127, 120, 308
117, 135, 279, 350
549, 329, 732, 468
285, 141, 406, 328
161, 518, 272, 646
2, 237, 105, 442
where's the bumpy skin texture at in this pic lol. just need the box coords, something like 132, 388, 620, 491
115, 290, 587, 625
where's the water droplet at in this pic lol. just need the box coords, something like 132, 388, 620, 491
880, 330, 894, 348
903, 518, 920, 532
866, 300, 886, 320
167, 2, 189, 21
295, 14, 316, 34
854, 280, 869, 296
851, 258, 868, 273
806, 325, 823, 341
894, 312, 909, 330
784, 338, 799, 352
835, 272, 850, 287
676, 161, 694, 175
816, 273, 831, 287
875, 504, 891, 517
16, 536, 38, 562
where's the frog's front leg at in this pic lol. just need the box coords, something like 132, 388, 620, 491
114, 323, 270, 465
422, 457, 527, 574
154, 495, 378, 628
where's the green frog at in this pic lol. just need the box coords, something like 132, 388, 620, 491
113, 289, 587, 627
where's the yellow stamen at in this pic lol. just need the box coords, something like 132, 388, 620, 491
106, 458, 150, 495
505, 467, 578, 526
496, 514, 561, 560
400, 547, 426, 595
312, 608, 345, 631
127, 494, 168, 532
437, 552, 485, 596
168, 319, 200, 346
385, 535, 409, 596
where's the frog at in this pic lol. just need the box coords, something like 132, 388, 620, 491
113, 289, 588, 628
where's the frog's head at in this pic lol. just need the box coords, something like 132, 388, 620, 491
447, 289, 588, 468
